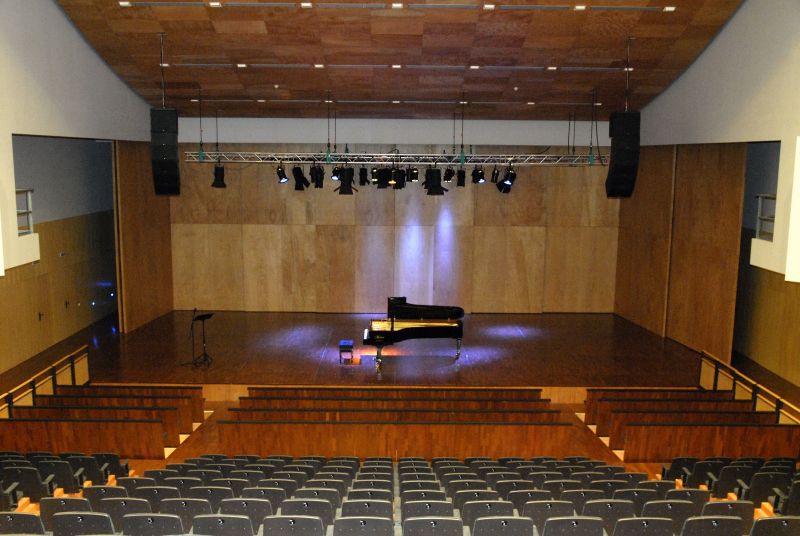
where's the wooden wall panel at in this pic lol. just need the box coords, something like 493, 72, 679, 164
472, 226, 506, 312
355, 226, 395, 313
396, 180, 436, 226
508, 167, 546, 227
394, 225, 434, 305
116, 141, 173, 332
433, 225, 473, 310
315, 225, 355, 312
356, 185, 395, 226
666, 143, 746, 362
505, 227, 546, 313
242, 225, 284, 311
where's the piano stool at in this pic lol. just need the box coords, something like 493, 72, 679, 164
339, 340, 354, 363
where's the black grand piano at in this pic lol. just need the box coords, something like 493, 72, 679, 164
363, 297, 464, 370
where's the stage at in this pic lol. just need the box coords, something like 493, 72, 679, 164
84, 311, 702, 397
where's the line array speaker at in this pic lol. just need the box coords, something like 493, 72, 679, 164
151, 108, 180, 196
605, 111, 640, 198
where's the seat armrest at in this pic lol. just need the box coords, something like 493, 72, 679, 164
43, 473, 56, 494
737, 479, 750, 499
773, 487, 788, 511
99, 462, 110, 479
661, 463, 669, 478
74, 467, 85, 485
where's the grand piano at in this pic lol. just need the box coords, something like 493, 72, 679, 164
363, 297, 465, 370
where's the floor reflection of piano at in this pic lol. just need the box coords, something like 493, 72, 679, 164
363, 297, 464, 370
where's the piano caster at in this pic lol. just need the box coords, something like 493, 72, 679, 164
376, 349, 382, 372
454, 338, 462, 361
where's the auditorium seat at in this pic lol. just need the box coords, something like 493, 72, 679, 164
92, 453, 129, 478
529, 472, 563, 489
317, 470, 352, 487
200, 454, 229, 463
230, 470, 264, 486
662, 458, 699, 481
571, 472, 605, 487
97, 496, 152, 532
401, 500, 454, 521
582, 499, 636, 536
664, 489, 711, 517
453, 490, 500, 512
472, 516, 534, 536
245, 463, 276, 479
117, 476, 157, 495
560, 489, 605, 516
749, 516, 800, 536
341, 499, 394, 520
262, 515, 324, 536
306, 478, 347, 498
159, 497, 212, 532
185, 457, 212, 469
446, 479, 486, 497
188, 485, 235, 512
66, 456, 108, 485
775, 480, 800, 515
637, 480, 676, 500
166, 463, 196, 476
188, 469, 224, 485
614, 472, 648, 487
210, 477, 250, 497
163, 476, 203, 497
39, 497, 92, 532
133, 485, 182, 512
300, 455, 327, 466
709, 465, 756, 499
144, 469, 180, 486
679, 516, 742, 536
485, 472, 522, 489
1, 465, 54, 503
0, 511, 46, 535
564, 457, 591, 465
38, 460, 84, 494
683, 461, 725, 489
352, 479, 393, 495
401, 480, 440, 494
611, 517, 673, 536
234, 455, 261, 464
52, 511, 115, 536
401, 489, 447, 503
576, 461, 606, 471
294, 486, 341, 509
193, 514, 255, 536
588, 479, 628, 499
0, 459, 32, 469
543, 480, 583, 499
219, 497, 273, 533
82, 484, 128, 510
541, 516, 603, 536
58, 453, 85, 461
241, 486, 286, 511
279, 498, 334, 529
259, 478, 299, 497
402, 517, 462, 536
122, 513, 185, 536
496, 479, 536, 499
701, 500, 755, 535
348, 489, 393, 503
507, 490, 553, 514
641, 500, 694, 535
333, 516, 393, 536
461, 500, 514, 533
613, 488, 657, 516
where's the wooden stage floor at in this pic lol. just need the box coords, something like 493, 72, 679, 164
84, 311, 702, 388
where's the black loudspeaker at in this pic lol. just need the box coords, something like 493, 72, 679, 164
151, 108, 180, 196
605, 111, 640, 198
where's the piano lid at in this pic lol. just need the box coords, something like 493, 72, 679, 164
387, 297, 464, 320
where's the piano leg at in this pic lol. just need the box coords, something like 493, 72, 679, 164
455, 338, 462, 361
376, 347, 382, 371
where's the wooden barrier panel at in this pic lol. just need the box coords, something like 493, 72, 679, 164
596, 398, 752, 436
247, 386, 542, 400
585, 388, 733, 425
33, 394, 193, 434
623, 423, 800, 463
11, 405, 181, 447
609, 410, 779, 450
0, 418, 165, 459
58, 384, 204, 423
229, 408, 562, 423
239, 397, 551, 411
218, 420, 573, 460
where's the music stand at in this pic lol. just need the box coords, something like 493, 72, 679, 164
184, 312, 214, 367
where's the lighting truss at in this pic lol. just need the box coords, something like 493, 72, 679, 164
184, 151, 607, 166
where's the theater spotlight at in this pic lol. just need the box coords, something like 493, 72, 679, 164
503, 165, 516, 186
497, 180, 511, 194
425, 167, 447, 196
212, 164, 226, 188
443, 166, 455, 183
456, 168, 466, 187
371, 166, 379, 184
331, 166, 341, 181
408, 167, 419, 182
292, 165, 310, 191
393, 168, 406, 189
471, 166, 485, 184
359, 167, 369, 186
277, 164, 288, 183
389, 167, 397, 185
490, 165, 500, 183
335, 167, 357, 195
376, 167, 391, 189
310, 165, 323, 188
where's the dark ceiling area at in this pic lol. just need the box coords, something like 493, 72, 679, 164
57, 0, 742, 120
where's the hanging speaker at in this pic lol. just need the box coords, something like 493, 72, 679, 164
605, 111, 640, 198
151, 108, 180, 196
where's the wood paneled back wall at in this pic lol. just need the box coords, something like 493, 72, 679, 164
171, 144, 619, 314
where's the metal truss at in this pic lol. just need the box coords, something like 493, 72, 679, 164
184, 151, 607, 166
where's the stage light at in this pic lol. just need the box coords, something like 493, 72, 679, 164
331, 166, 341, 181
335, 167, 356, 195
292, 166, 311, 191
490, 166, 500, 183
503, 166, 516, 185
212, 164, 226, 188
424, 167, 447, 196
408, 167, 419, 182
277, 164, 288, 183
456, 168, 466, 187
443, 166, 455, 183
376, 167, 391, 189
371, 167, 379, 184
393, 168, 406, 189
471, 166, 484, 184
359, 167, 369, 186
497, 181, 511, 193
310, 165, 324, 188
389, 167, 397, 185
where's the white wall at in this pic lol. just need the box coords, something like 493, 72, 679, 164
0, 0, 151, 274
640, 0, 800, 280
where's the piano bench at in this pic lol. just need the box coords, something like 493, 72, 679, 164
339, 340, 354, 363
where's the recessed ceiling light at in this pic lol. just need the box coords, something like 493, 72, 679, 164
159, 63, 169, 67
301, 2, 312, 7
314, 64, 325, 68
274, 84, 279, 88
191, 99, 199, 102
118, 1, 132, 6
574, 5, 585, 10
460, 101, 468, 104
513, 87, 518, 91
483, 3, 494, 9
258, 99, 266, 102
663, 6, 675, 11
527, 102, 535, 105
594, 102, 602, 106
393, 100, 400, 103
325, 99, 333, 103
392, 65, 402, 69
209, 1, 222, 6
547, 66, 557, 70
237, 63, 247, 68
623, 67, 634, 72
391, 3, 403, 8
469, 65, 480, 69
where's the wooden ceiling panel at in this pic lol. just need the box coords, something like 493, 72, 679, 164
55, 0, 743, 119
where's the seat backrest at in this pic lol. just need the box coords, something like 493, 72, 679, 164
472, 516, 534, 536
529, 472, 564, 489
581, 500, 636, 536
542, 480, 583, 500
201, 454, 229, 463
400, 480, 440, 494
97, 497, 152, 532
117, 476, 157, 495
82, 485, 128, 510
262, 515, 324, 536
294, 486, 341, 509
341, 499, 394, 520
306, 478, 347, 498
133, 485, 182, 512
37, 461, 81, 494
615, 473, 648, 487
612, 488, 657, 516
460, 500, 514, 533
188, 485, 235, 512
121, 513, 185, 536
560, 489, 605, 516
38, 497, 92, 532
781, 481, 800, 516
637, 480, 676, 500
144, 469, 181, 486
641, 500, 695, 536
402, 517, 463, 536
746, 472, 792, 505
711, 466, 756, 499
230, 470, 268, 486
401, 500, 454, 521
210, 477, 250, 497
257, 478, 298, 497
159, 497, 212, 531
611, 517, 673, 536
0, 511, 46, 535
332, 516, 393, 536
348, 489, 394, 503
68, 456, 107, 485
664, 489, 711, 516
446, 479, 486, 497
52, 512, 115, 536
496, 480, 537, 499
219, 498, 273, 532
701, 500, 755, 535
453, 490, 500, 511
749, 516, 800, 536
163, 476, 203, 497
401, 490, 447, 503
1, 466, 49, 502
241, 486, 286, 511
521, 500, 576, 534
541, 516, 604, 536
192, 514, 254, 536
166, 463, 196, 477
280, 498, 334, 529
588, 480, 628, 499
663, 458, 699, 481
91, 453, 127, 478
507, 489, 553, 512
680, 516, 742, 536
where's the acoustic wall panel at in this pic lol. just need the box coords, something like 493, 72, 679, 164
355, 226, 395, 314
